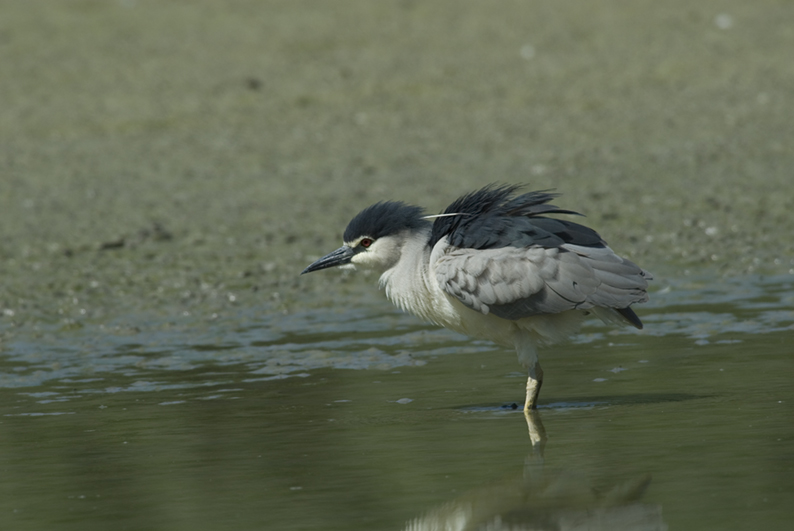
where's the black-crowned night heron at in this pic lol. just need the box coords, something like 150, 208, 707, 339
302, 184, 651, 411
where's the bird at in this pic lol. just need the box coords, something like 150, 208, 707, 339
301, 184, 651, 411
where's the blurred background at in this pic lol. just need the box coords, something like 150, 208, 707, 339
2, 0, 792, 320
0, 2, 792, 530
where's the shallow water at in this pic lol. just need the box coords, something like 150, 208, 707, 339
1, 273, 792, 530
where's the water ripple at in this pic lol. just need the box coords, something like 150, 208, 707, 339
1, 274, 792, 403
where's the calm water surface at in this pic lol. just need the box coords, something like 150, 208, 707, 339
1, 274, 792, 530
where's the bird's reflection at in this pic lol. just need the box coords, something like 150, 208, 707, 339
405, 411, 666, 531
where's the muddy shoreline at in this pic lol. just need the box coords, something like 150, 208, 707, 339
1, 1, 792, 330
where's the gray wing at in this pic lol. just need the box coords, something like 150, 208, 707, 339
434, 241, 651, 322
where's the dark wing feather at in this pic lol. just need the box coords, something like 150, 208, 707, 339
429, 184, 603, 250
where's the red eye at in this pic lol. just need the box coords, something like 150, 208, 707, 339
360, 238, 373, 248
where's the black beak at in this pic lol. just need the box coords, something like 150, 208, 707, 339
301, 246, 355, 274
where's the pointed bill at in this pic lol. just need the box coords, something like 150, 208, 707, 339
301, 246, 355, 274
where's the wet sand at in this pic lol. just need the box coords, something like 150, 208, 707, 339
1, 1, 792, 326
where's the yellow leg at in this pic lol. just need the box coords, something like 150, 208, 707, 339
524, 362, 544, 412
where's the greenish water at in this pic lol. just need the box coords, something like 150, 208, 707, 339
1, 274, 791, 530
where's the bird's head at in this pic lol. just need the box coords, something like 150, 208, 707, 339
301, 201, 430, 275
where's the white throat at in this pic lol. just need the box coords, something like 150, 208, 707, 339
378, 229, 436, 322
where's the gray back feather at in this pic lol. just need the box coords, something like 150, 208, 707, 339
430, 186, 651, 328
435, 243, 651, 326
